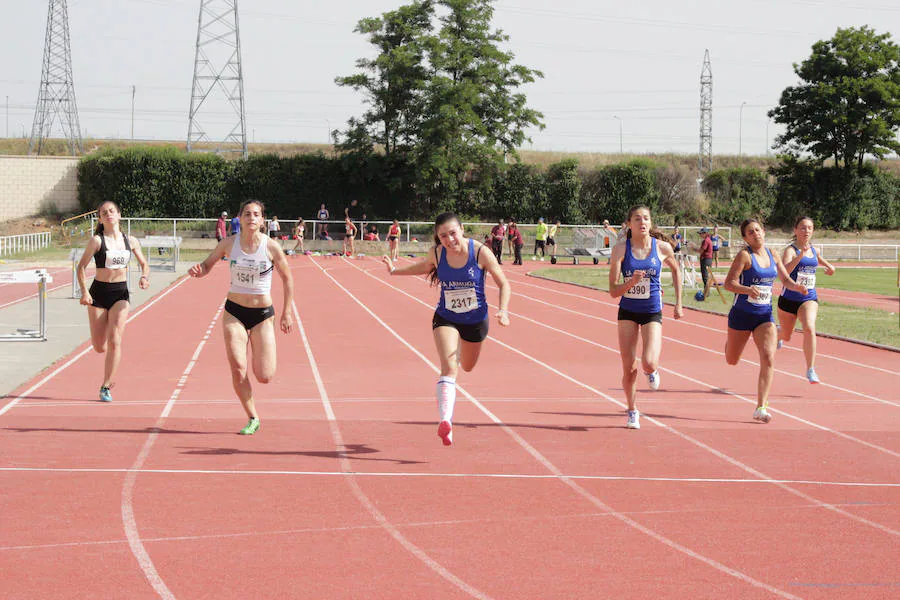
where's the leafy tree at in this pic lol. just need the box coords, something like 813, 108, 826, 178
769, 26, 900, 171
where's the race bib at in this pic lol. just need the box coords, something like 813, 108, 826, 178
748, 285, 772, 306
105, 249, 130, 270
444, 288, 478, 314
231, 263, 259, 288
796, 271, 816, 290
624, 277, 650, 300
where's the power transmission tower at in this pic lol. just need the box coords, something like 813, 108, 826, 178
698, 49, 713, 177
187, 0, 248, 159
29, 0, 83, 156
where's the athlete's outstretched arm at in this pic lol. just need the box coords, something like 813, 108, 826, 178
189, 238, 231, 278
658, 240, 684, 319
477, 241, 510, 326
382, 251, 436, 276
269, 237, 294, 334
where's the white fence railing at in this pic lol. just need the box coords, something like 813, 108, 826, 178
815, 244, 900, 262
0, 232, 52, 257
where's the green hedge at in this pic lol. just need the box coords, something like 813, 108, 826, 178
702, 168, 775, 224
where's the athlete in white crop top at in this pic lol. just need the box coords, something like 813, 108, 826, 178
189, 200, 294, 435
76, 200, 151, 403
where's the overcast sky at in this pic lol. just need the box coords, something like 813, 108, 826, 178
1, 0, 898, 155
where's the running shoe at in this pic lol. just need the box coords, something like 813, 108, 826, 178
626, 410, 641, 430
239, 418, 260, 435
437, 420, 453, 446
647, 371, 660, 391
99, 386, 113, 403
776, 339, 783, 350
753, 406, 771, 423
806, 367, 820, 384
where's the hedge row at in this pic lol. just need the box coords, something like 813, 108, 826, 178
77, 147, 900, 229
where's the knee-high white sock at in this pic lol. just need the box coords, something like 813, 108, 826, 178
436, 376, 457, 422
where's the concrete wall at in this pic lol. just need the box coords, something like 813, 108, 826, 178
0, 155, 80, 221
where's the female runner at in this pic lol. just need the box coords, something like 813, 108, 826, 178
710, 225, 721, 268
188, 199, 294, 435
387, 219, 402, 261
76, 201, 151, 402
608, 205, 683, 430
291, 218, 305, 254
382, 212, 510, 446
343, 217, 357, 257
724, 219, 807, 423
776, 216, 835, 383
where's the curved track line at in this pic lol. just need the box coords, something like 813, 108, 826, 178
492, 283, 900, 432
323, 258, 805, 599
0, 276, 190, 417
121, 302, 224, 600
508, 269, 900, 378
291, 297, 494, 600
347, 258, 899, 538
501, 271, 900, 405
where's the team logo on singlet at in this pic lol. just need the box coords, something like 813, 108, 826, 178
650, 257, 658, 266
468, 267, 476, 279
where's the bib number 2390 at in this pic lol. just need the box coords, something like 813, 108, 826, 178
445, 288, 478, 314
624, 278, 650, 300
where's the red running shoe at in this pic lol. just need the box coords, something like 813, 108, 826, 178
437, 420, 453, 446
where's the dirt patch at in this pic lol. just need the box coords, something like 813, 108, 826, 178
0, 216, 61, 237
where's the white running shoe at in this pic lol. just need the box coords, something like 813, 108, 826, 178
776, 339, 783, 350
806, 367, 820, 384
437, 420, 453, 446
647, 371, 660, 391
753, 406, 771, 423
626, 410, 641, 429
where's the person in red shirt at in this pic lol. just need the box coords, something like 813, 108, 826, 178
216, 212, 228, 242
695, 227, 714, 299
490, 219, 506, 265
508, 221, 525, 265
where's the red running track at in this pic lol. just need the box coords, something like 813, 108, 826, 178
0, 256, 898, 599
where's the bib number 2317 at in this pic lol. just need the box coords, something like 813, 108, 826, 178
445, 288, 478, 314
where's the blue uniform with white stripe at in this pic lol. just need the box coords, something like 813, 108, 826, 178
435, 238, 488, 325
781, 245, 818, 303
619, 237, 663, 314
710, 234, 720, 251
728, 248, 776, 331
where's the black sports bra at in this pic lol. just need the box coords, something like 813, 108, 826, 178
93, 232, 132, 270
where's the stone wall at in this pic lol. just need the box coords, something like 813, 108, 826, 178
0, 156, 80, 221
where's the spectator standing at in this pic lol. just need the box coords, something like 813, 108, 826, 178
534, 217, 548, 260
230, 213, 241, 236
317, 204, 329, 236
508, 221, 525, 265
292, 218, 305, 254
216, 211, 228, 242
548, 220, 560, 259
268, 216, 281, 239
710, 225, 722, 268
490, 219, 506, 264
695, 227, 714, 299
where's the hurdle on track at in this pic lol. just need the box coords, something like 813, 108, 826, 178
0, 269, 53, 341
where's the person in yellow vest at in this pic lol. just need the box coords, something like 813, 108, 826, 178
533, 217, 549, 260
547, 220, 560, 259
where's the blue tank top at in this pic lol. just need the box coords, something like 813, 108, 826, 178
781, 245, 818, 302
733, 248, 776, 314
710, 234, 720, 250
619, 237, 663, 314
435, 238, 488, 325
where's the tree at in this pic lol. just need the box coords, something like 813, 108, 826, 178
336, 0, 544, 213
769, 26, 900, 171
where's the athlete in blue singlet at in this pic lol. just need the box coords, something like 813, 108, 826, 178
724, 219, 807, 423
609, 205, 683, 430
383, 212, 510, 446
710, 225, 721, 268
776, 216, 836, 383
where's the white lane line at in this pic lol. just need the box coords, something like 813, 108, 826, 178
3, 466, 897, 488
0, 276, 191, 417
490, 281, 900, 431
291, 296, 493, 600
500, 272, 900, 406
349, 258, 900, 538
509, 269, 900, 378
326, 257, 805, 599
121, 301, 223, 600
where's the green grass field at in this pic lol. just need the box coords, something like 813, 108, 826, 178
532, 266, 900, 349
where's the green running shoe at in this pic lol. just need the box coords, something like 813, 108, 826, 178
239, 418, 260, 435
99, 387, 113, 403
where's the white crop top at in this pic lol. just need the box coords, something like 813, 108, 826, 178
229, 235, 273, 295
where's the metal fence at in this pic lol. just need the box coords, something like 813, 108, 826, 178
815, 244, 900, 262
0, 232, 52, 258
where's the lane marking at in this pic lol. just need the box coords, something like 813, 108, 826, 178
323, 257, 805, 599
0, 276, 191, 417
121, 302, 224, 600
348, 258, 900, 538
291, 296, 493, 600
3, 466, 897, 488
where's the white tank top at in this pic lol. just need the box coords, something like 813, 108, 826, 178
229, 235, 273, 295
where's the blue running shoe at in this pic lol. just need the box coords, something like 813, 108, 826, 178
99, 387, 113, 403
806, 368, 820, 384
